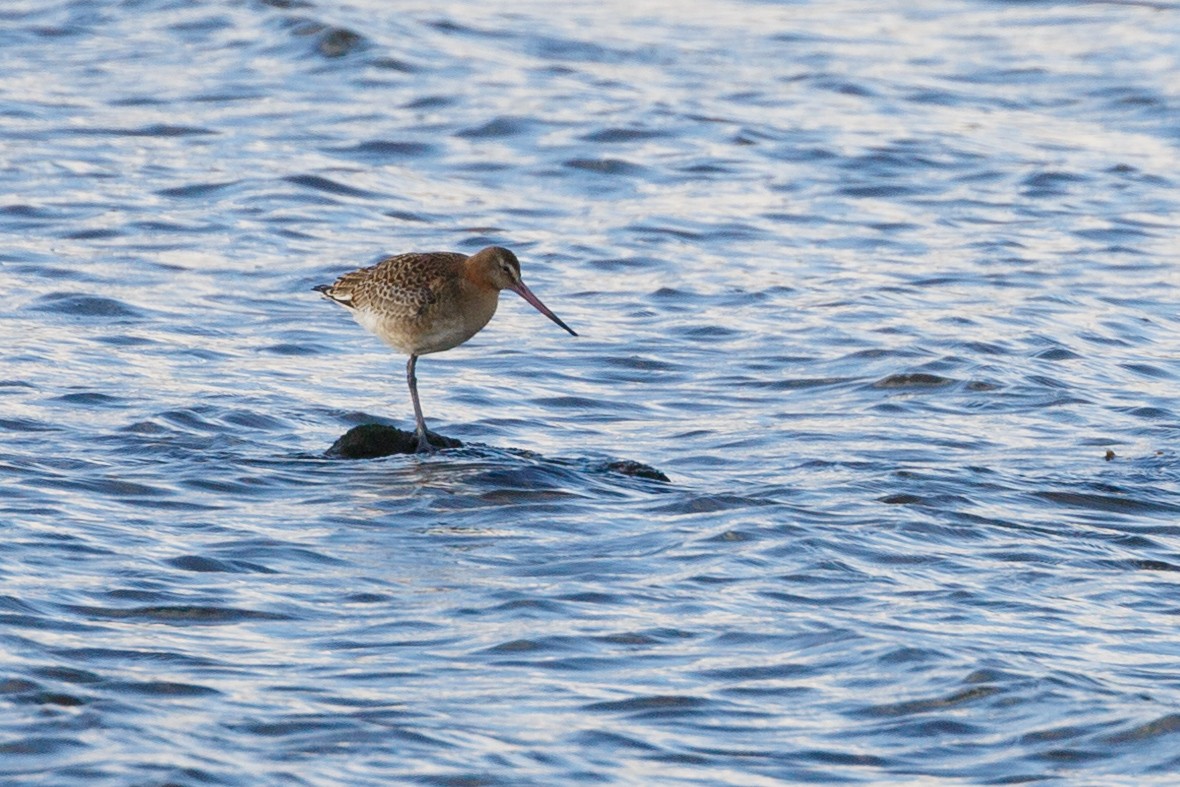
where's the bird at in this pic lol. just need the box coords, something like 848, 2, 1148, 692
314, 245, 577, 453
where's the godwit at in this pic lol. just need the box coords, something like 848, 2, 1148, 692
314, 246, 577, 453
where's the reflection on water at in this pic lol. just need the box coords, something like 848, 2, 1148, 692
2, 0, 1179, 782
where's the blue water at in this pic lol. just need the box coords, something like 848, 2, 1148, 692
3, 0, 1180, 783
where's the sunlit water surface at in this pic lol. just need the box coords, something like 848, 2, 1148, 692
2, 0, 1180, 783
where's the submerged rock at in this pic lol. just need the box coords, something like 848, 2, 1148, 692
325, 424, 461, 458
324, 425, 670, 482
596, 459, 670, 483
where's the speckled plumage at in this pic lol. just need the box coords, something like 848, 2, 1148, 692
316, 251, 499, 356
314, 245, 577, 453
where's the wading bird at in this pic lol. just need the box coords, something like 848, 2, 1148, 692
314, 246, 577, 453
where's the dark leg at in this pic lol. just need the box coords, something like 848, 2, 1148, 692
406, 354, 434, 453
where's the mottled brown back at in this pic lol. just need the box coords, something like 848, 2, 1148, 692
320, 252, 468, 322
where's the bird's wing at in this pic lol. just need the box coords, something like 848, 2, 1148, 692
319, 252, 466, 320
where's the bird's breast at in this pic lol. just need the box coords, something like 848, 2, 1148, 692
355, 289, 500, 356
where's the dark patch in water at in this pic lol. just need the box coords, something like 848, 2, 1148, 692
323, 425, 669, 482
595, 460, 669, 483
60, 605, 292, 623
584, 694, 711, 716
167, 554, 279, 574
581, 127, 668, 143
71, 124, 216, 137
283, 174, 375, 198
29, 293, 142, 319
873, 373, 954, 388
284, 18, 366, 58
326, 423, 462, 458
330, 140, 438, 160
564, 158, 646, 176
456, 116, 535, 139
1036, 490, 1180, 515
1034, 347, 1080, 361
316, 27, 364, 58
881, 494, 924, 505
157, 181, 239, 198
50, 392, 126, 407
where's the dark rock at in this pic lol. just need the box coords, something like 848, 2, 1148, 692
324, 426, 670, 482
599, 459, 670, 482
326, 424, 461, 459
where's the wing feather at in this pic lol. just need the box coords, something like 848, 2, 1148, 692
315, 252, 466, 322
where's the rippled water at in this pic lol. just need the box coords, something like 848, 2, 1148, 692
3, 0, 1180, 782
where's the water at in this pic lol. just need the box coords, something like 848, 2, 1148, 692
2, 0, 1180, 782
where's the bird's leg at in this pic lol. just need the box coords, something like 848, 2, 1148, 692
406, 354, 434, 453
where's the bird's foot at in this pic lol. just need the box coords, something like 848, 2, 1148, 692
414, 430, 437, 454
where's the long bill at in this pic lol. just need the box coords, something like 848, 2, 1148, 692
511, 282, 578, 336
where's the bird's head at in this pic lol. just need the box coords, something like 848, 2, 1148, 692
467, 246, 577, 336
